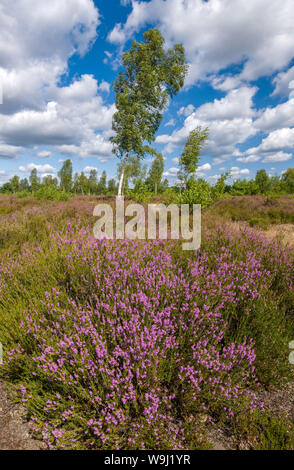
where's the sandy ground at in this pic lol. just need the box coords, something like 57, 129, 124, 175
263, 224, 294, 247
0, 380, 45, 450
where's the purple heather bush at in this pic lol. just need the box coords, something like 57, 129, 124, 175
0, 198, 293, 449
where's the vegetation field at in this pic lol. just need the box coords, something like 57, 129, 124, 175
0, 194, 294, 450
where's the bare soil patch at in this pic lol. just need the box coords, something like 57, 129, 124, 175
264, 224, 294, 247
0, 380, 45, 450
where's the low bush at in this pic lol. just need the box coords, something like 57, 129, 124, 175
160, 188, 178, 205
128, 181, 153, 203
233, 410, 294, 450
178, 179, 213, 208
249, 217, 270, 230
15, 190, 31, 198
34, 186, 71, 201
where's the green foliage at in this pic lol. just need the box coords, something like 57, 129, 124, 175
0, 182, 13, 194
10, 175, 20, 193
230, 295, 291, 385
111, 28, 188, 194
282, 168, 294, 193
15, 190, 31, 198
0, 159, 111, 197
87, 169, 98, 194
249, 217, 270, 230
58, 159, 73, 193
43, 175, 58, 188
211, 195, 294, 227
29, 168, 40, 193
111, 28, 188, 157
131, 179, 152, 203
73, 171, 88, 195
227, 169, 294, 197
234, 410, 294, 450
178, 178, 213, 208
118, 156, 147, 190
145, 152, 164, 193
107, 178, 117, 195
178, 127, 209, 187
97, 170, 107, 195
34, 186, 70, 201
19, 178, 30, 192
161, 188, 178, 205
255, 169, 270, 194
230, 178, 259, 195
211, 172, 230, 202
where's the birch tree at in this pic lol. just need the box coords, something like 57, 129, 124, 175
178, 126, 209, 190
111, 28, 188, 196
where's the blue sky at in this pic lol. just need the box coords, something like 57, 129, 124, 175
0, 0, 294, 186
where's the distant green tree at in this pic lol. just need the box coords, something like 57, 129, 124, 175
19, 178, 30, 192
79, 172, 89, 195
248, 179, 259, 195
117, 157, 147, 195
229, 178, 259, 196
88, 169, 98, 194
119, 156, 147, 191
111, 28, 188, 196
162, 178, 169, 191
0, 182, 12, 193
72, 172, 88, 195
178, 127, 209, 189
107, 178, 117, 195
72, 172, 80, 194
268, 175, 282, 193
97, 170, 107, 195
146, 152, 164, 193
43, 175, 58, 187
212, 172, 230, 200
282, 168, 294, 193
255, 169, 270, 194
10, 175, 20, 193
29, 168, 40, 193
58, 159, 73, 192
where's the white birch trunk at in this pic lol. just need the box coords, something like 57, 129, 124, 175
118, 153, 128, 196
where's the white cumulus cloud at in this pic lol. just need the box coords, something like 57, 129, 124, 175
262, 151, 292, 163
37, 150, 52, 159
0, 0, 115, 162
156, 87, 257, 162
108, 0, 294, 86
247, 128, 294, 154
19, 163, 57, 174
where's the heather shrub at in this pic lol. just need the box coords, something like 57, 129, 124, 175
0, 217, 293, 449
267, 208, 294, 224
211, 195, 294, 227
0, 196, 96, 252
0, 196, 294, 449
191, 225, 294, 385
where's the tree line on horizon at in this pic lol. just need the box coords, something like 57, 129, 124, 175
0, 156, 293, 199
